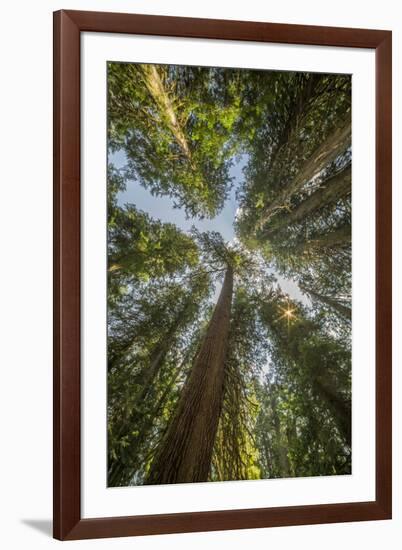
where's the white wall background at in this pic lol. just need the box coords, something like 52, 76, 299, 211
0, 1, 400, 548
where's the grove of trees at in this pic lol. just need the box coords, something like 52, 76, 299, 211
107, 63, 352, 486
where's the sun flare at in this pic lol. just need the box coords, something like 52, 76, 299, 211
278, 301, 298, 329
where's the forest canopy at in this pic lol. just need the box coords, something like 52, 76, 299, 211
107, 62, 352, 487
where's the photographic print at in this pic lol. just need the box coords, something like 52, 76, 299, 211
106, 62, 352, 487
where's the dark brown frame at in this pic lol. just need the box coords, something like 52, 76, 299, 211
54, 9, 392, 541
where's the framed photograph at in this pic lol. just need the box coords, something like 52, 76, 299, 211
53, 10, 392, 540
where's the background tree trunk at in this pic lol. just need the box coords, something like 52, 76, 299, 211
146, 266, 234, 484
140, 64, 193, 164
302, 286, 352, 321
258, 115, 351, 228
314, 380, 351, 446
293, 223, 351, 256
108, 296, 198, 485
263, 164, 351, 237
108, 348, 191, 487
271, 393, 291, 477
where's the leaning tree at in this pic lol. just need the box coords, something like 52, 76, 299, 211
108, 62, 243, 218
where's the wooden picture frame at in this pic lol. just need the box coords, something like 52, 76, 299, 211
53, 9, 392, 540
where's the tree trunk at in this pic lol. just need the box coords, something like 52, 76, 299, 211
314, 380, 351, 447
146, 266, 234, 484
264, 164, 351, 237
293, 222, 351, 255
271, 394, 291, 478
302, 286, 351, 321
258, 114, 351, 228
108, 336, 174, 485
108, 348, 191, 487
268, 74, 324, 169
108, 296, 198, 485
140, 65, 193, 165
110, 295, 195, 438
108, 288, 194, 372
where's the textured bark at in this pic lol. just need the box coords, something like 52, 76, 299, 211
264, 164, 351, 236
146, 267, 234, 484
259, 115, 351, 228
302, 286, 351, 321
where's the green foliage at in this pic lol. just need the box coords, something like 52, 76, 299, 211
106, 62, 353, 486
211, 287, 269, 481
108, 204, 199, 283
255, 289, 351, 477
234, 72, 352, 332
108, 62, 242, 218
235, 72, 351, 237
108, 269, 212, 485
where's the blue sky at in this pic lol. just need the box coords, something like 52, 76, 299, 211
114, 150, 241, 243
111, 150, 309, 305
